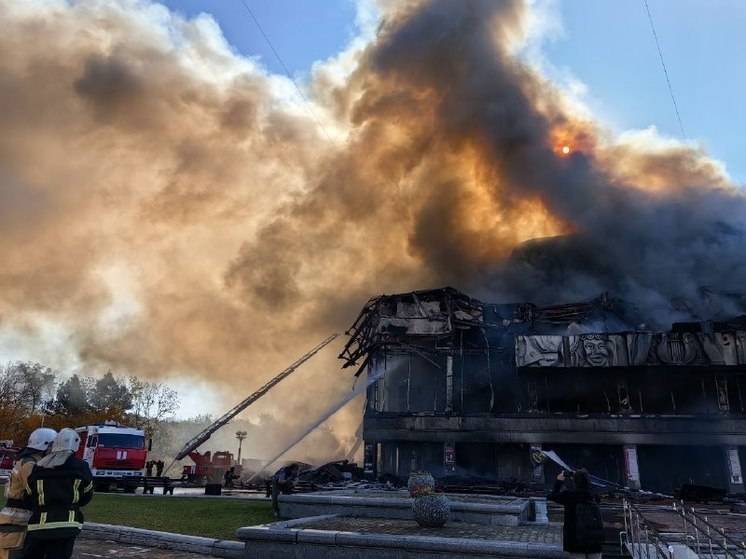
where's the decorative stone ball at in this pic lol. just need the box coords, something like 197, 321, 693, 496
407, 471, 435, 497
412, 493, 450, 528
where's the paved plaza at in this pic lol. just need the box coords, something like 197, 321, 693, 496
299, 516, 563, 545
74, 539, 208, 559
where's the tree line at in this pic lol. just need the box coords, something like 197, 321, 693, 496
0, 361, 179, 445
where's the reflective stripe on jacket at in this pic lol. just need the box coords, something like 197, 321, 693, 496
0, 454, 40, 550
4, 456, 38, 509
24, 456, 93, 538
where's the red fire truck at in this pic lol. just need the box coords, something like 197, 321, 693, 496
75, 422, 149, 488
181, 450, 235, 484
0, 441, 17, 482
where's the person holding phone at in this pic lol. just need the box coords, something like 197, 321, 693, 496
548, 469, 605, 559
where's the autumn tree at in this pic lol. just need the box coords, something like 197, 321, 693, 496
128, 377, 180, 438
0, 362, 180, 446
0, 362, 56, 441
14, 362, 56, 414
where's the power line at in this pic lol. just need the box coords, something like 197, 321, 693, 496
642, 0, 686, 139
236, 0, 333, 142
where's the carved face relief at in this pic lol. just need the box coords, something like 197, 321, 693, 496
582, 335, 611, 367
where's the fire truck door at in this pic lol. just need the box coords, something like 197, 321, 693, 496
84, 435, 97, 463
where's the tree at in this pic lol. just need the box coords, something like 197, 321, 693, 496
128, 377, 180, 438
0, 363, 180, 447
152, 414, 212, 461
0, 362, 57, 441
51, 374, 92, 416
91, 371, 132, 413
0, 363, 27, 440
14, 362, 55, 414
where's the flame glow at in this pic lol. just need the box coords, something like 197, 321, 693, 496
0, 0, 744, 458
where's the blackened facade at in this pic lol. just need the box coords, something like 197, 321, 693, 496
340, 287, 746, 494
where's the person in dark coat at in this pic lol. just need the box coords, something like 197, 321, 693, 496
223, 467, 238, 489
22, 429, 94, 559
548, 469, 604, 559
155, 460, 164, 477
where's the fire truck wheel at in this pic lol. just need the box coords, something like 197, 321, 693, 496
94, 481, 112, 492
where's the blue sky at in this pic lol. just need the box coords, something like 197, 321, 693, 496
160, 0, 746, 184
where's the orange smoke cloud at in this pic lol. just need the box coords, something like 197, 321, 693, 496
0, 0, 745, 458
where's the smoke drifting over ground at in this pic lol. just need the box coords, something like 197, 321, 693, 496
1, 1, 745, 458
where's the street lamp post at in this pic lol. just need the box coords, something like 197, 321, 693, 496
235, 430, 248, 467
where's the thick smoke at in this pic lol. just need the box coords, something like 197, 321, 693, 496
231, 0, 746, 330
1, 0, 745, 459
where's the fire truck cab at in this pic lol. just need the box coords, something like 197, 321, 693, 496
75, 422, 148, 487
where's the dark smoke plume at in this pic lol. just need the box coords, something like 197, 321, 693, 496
0, 0, 744, 456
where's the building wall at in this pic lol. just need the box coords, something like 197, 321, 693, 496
636, 445, 729, 493
369, 438, 740, 494
367, 348, 746, 417
364, 348, 746, 493
357, 293, 746, 494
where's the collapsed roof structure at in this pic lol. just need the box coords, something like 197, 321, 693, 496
340, 287, 746, 495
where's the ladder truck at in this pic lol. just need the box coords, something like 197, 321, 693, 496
172, 334, 338, 488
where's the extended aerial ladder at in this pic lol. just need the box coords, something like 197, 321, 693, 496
172, 334, 338, 469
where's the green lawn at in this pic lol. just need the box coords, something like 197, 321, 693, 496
1, 493, 275, 541
85, 494, 275, 540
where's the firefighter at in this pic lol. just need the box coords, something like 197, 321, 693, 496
0, 428, 56, 559
22, 429, 93, 559
223, 467, 236, 489
270, 464, 300, 516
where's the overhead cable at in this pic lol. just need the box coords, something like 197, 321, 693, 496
236, 0, 334, 142
642, 0, 687, 138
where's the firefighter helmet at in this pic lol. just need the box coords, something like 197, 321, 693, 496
26, 428, 57, 451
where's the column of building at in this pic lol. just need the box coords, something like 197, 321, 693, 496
724, 446, 745, 495
530, 444, 545, 484
442, 355, 456, 473
622, 445, 642, 490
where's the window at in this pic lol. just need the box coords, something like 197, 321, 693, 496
86, 435, 97, 448
97, 434, 144, 449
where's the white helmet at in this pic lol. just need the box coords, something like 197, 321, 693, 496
49, 428, 81, 454
27, 428, 57, 452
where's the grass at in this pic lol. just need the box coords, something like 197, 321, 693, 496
2, 493, 275, 541
85, 494, 275, 540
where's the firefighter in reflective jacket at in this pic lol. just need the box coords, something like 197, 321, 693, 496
0, 428, 56, 559
22, 429, 94, 559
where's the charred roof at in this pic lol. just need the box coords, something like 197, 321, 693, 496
338, 287, 628, 372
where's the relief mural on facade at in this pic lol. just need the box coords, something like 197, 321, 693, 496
515, 331, 746, 367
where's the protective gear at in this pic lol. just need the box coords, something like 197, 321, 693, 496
21, 536, 75, 559
36, 429, 80, 470
23, 444, 93, 542
26, 429, 57, 453
0, 442, 49, 557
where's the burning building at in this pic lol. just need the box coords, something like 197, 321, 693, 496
340, 287, 746, 495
